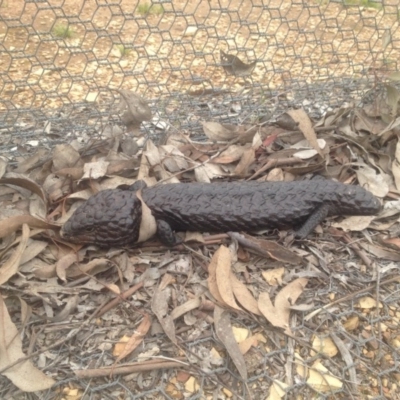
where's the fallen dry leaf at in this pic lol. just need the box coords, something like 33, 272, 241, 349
236, 233, 304, 265
287, 109, 324, 157
311, 336, 338, 357
0, 173, 48, 213
292, 139, 326, 160
294, 353, 308, 379
0, 215, 59, 240
117, 89, 152, 124
258, 278, 308, 334
184, 376, 200, 393
20, 240, 48, 266
356, 166, 389, 198
268, 380, 289, 400
114, 314, 151, 364
13, 149, 47, 174
343, 316, 360, 331
230, 273, 262, 315
82, 160, 110, 180
232, 326, 249, 343
0, 295, 55, 391
136, 189, 157, 243
0, 224, 30, 285
262, 268, 285, 286
52, 295, 79, 322
214, 306, 247, 381
143, 139, 162, 167
213, 144, 246, 164
332, 215, 376, 232
307, 360, 343, 392
151, 286, 177, 345
160, 145, 189, 171
56, 253, 79, 282
238, 335, 258, 355
66, 258, 111, 279
215, 246, 241, 310
202, 121, 238, 141
170, 297, 202, 320
207, 247, 227, 305
194, 163, 228, 183
392, 140, 400, 191
52, 144, 82, 170
234, 147, 255, 176
357, 296, 382, 309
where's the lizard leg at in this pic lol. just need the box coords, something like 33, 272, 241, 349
295, 203, 330, 239
116, 180, 147, 192
128, 180, 147, 191
156, 220, 182, 246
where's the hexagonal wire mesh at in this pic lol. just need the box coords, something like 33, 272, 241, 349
1, 0, 399, 399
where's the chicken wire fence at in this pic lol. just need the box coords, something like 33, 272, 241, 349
1, 0, 399, 155
1, 0, 400, 399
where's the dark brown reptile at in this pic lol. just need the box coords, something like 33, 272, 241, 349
60, 179, 381, 247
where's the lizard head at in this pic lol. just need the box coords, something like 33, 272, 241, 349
61, 189, 142, 247
338, 184, 382, 216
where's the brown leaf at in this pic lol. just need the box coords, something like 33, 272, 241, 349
0, 215, 59, 240
233, 233, 304, 265
215, 246, 241, 310
332, 215, 376, 232
213, 145, 246, 164
307, 361, 343, 392
20, 240, 48, 265
82, 160, 110, 180
143, 139, 161, 166
117, 89, 152, 123
359, 242, 400, 261
151, 286, 177, 345
0, 157, 7, 179
56, 253, 79, 282
262, 268, 285, 286
52, 144, 82, 170
234, 147, 255, 176
356, 166, 389, 198
0, 173, 48, 213
136, 189, 157, 243
258, 292, 286, 332
230, 273, 262, 315
274, 278, 308, 313
66, 258, 110, 278
170, 297, 202, 320
238, 335, 258, 355
258, 278, 308, 334
287, 109, 324, 157
160, 145, 189, 171
114, 314, 152, 364
207, 247, 226, 305
0, 224, 30, 285
214, 306, 247, 380
202, 121, 238, 142
392, 140, 400, 191
14, 148, 48, 174
0, 295, 55, 391
54, 167, 84, 180
52, 295, 79, 322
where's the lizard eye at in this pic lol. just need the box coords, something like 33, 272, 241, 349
84, 227, 95, 233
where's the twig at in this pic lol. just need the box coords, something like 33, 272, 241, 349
74, 358, 188, 379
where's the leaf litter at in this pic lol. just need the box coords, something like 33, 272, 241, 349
1, 89, 400, 398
